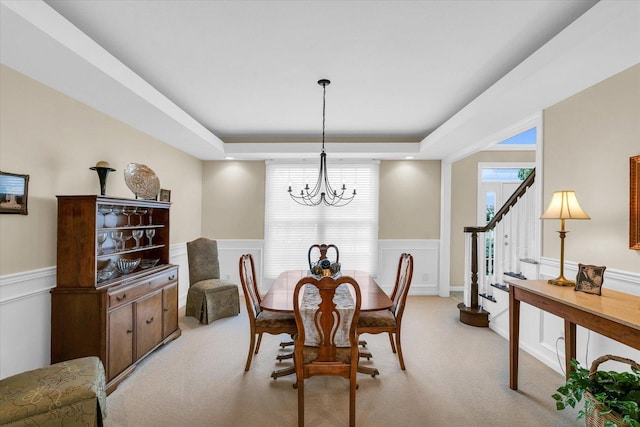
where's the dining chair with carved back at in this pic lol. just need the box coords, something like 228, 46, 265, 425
357, 253, 414, 370
293, 274, 362, 427
239, 254, 297, 372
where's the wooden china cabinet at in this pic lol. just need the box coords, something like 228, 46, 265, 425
51, 195, 181, 393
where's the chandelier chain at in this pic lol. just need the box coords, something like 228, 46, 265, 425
287, 79, 357, 207
321, 81, 326, 152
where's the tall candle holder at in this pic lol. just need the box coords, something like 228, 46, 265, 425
89, 161, 116, 196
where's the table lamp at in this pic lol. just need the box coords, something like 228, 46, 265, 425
541, 190, 590, 286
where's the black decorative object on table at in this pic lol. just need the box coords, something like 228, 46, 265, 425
89, 161, 115, 196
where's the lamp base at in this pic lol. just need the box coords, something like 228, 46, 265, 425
548, 277, 575, 287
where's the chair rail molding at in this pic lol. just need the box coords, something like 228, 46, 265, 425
0, 266, 56, 305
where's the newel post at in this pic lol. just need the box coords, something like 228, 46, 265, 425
470, 230, 479, 309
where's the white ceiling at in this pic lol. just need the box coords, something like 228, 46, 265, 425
1, 1, 639, 160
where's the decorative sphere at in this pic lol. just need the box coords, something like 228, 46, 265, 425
96, 161, 110, 168
320, 259, 331, 270
311, 264, 322, 276
330, 262, 341, 274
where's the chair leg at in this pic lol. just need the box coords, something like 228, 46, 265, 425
255, 333, 263, 354
297, 378, 304, 427
245, 333, 256, 371
395, 330, 406, 370
388, 332, 397, 353
349, 372, 357, 426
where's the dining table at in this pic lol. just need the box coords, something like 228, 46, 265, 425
261, 269, 392, 378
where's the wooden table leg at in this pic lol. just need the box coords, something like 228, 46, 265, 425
357, 365, 379, 377
509, 288, 520, 390
564, 320, 576, 380
271, 366, 295, 379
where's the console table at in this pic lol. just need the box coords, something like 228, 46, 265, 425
507, 278, 640, 390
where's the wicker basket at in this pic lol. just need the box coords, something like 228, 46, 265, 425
584, 355, 640, 427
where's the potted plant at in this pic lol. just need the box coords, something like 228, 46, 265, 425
552, 355, 640, 427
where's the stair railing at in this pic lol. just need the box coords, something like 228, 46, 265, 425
459, 169, 536, 325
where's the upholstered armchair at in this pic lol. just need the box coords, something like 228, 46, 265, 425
0, 356, 106, 426
186, 238, 240, 324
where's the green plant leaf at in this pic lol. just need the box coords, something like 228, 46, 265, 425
552, 357, 640, 424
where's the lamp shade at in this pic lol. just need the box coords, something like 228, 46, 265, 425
541, 190, 590, 220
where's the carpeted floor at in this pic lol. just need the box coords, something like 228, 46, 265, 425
104, 295, 581, 426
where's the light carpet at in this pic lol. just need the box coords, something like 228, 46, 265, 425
105, 296, 581, 426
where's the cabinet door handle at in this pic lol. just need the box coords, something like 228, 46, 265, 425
126, 329, 133, 334
116, 294, 127, 302
168, 275, 176, 280
146, 317, 154, 324
163, 308, 169, 312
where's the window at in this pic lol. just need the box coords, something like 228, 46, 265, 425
264, 161, 379, 280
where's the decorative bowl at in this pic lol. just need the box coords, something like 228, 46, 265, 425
139, 258, 160, 269
115, 258, 141, 274
124, 163, 160, 200
97, 265, 115, 282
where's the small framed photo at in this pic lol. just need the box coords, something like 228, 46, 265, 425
575, 263, 606, 295
159, 188, 171, 202
0, 171, 29, 215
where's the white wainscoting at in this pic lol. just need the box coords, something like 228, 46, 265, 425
215, 239, 440, 296
377, 239, 440, 295
0, 245, 190, 380
484, 258, 640, 376
0, 267, 55, 379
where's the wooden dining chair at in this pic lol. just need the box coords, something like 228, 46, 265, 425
293, 274, 362, 427
357, 253, 414, 370
239, 254, 297, 372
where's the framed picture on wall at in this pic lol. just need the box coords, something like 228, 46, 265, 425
0, 171, 29, 215
160, 188, 171, 202
631, 155, 640, 250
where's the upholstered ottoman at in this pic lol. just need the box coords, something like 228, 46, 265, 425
185, 278, 241, 324
0, 356, 106, 426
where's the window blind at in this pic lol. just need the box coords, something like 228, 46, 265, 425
264, 160, 379, 280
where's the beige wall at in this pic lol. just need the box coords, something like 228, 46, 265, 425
199, 160, 442, 241
201, 161, 265, 239
0, 65, 203, 274
543, 64, 640, 273
379, 160, 441, 239
450, 150, 536, 286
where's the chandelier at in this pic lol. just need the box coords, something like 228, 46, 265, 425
288, 79, 357, 207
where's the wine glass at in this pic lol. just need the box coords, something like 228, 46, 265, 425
124, 232, 134, 250
145, 229, 155, 247
111, 206, 124, 227
110, 231, 124, 251
96, 231, 107, 255
148, 208, 154, 225
132, 229, 144, 248
123, 206, 136, 227
97, 205, 111, 228
135, 208, 147, 226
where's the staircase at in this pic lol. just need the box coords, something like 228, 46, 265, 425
458, 168, 537, 327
